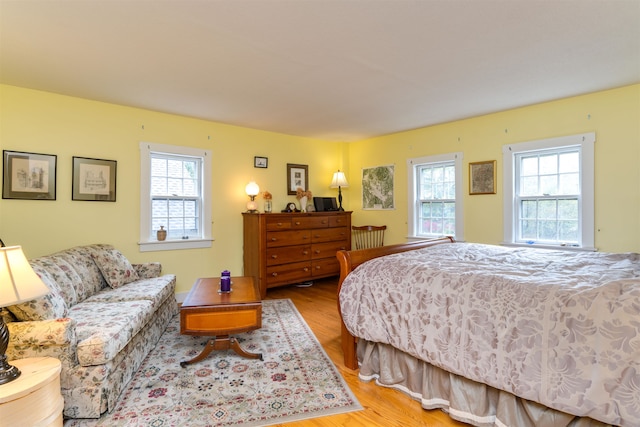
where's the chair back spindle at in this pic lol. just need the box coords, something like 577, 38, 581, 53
352, 225, 386, 250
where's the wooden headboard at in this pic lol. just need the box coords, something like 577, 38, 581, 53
335, 236, 455, 369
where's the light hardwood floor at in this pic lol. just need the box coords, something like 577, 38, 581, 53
266, 278, 467, 427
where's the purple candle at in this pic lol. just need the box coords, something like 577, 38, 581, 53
220, 270, 231, 292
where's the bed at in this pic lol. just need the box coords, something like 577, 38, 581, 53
336, 237, 640, 427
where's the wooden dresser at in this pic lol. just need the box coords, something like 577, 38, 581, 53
243, 211, 351, 298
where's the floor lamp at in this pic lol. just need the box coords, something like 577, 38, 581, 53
330, 170, 349, 211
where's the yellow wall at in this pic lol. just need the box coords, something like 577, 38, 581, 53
1, 84, 639, 295
0, 85, 346, 293
346, 84, 640, 252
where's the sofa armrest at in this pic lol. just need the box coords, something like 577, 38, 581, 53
133, 262, 162, 279
6, 318, 78, 362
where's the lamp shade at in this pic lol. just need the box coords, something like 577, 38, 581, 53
330, 171, 349, 188
245, 181, 260, 197
0, 246, 49, 307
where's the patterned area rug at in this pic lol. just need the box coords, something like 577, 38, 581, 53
65, 299, 361, 426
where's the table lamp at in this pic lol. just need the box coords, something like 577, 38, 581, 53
245, 181, 260, 213
0, 246, 50, 384
330, 170, 349, 211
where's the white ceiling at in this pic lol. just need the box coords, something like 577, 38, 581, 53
1, 0, 639, 142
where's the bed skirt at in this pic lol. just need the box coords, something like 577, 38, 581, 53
357, 340, 612, 427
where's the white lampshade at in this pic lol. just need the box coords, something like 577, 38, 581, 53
330, 171, 349, 188
245, 181, 260, 197
0, 246, 49, 308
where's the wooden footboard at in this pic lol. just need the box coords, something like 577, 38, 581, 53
335, 236, 454, 369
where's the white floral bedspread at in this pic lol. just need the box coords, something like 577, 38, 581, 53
339, 242, 640, 426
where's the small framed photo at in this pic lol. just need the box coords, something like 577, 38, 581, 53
286, 163, 308, 195
72, 156, 117, 201
254, 156, 268, 168
469, 160, 496, 195
2, 150, 57, 200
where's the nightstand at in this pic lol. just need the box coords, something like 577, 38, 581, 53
0, 357, 63, 427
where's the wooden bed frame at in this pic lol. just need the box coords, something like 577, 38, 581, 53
335, 236, 455, 369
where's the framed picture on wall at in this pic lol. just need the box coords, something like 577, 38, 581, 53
286, 163, 308, 195
469, 160, 496, 195
2, 150, 57, 200
254, 156, 268, 168
72, 156, 117, 201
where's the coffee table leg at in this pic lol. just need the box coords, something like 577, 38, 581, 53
180, 335, 263, 367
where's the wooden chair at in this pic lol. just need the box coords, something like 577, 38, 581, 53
351, 225, 387, 250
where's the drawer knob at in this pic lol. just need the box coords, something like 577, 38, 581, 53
271, 237, 277, 241
295, 221, 301, 225
315, 265, 321, 270
272, 272, 278, 277
303, 250, 309, 255
302, 236, 308, 239
271, 254, 278, 259
303, 267, 309, 272
315, 250, 321, 254
277, 222, 283, 226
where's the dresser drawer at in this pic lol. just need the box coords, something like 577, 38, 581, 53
312, 258, 340, 277
266, 216, 292, 231
311, 227, 349, 243
266, 230, 311, 247
329, 215, 349, 227
266, 246, 311, 266
291, 216, 329, 229
266, 261, 312, 285
311, 241, 349, 259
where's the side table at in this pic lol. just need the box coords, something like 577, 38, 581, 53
0, 357, 63, 427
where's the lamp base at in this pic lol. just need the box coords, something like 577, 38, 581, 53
0, 357, 20, 385
0, 315, 21, 384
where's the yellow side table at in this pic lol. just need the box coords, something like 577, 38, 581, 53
0, 357, 63, 427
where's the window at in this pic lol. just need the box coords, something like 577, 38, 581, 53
407, 152, 464, 241
139, 142, 212, 252
503, 132, 595, 250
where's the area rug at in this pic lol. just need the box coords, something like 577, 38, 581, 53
65, 299, 361, 426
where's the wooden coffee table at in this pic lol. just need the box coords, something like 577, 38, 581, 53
179, 276, 262, 367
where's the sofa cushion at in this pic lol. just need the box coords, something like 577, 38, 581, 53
91, 247, 139, 289
29, 259, 79, 306
7, 266, 69, 321
83, 275, 176, 309
70, 300, 154, 366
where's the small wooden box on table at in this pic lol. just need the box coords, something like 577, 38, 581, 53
179, 276, 262, 366
243, 211, 352, 298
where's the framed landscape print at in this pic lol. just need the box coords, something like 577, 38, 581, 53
2, 150, 57, 200
72, 156, 117, 201
469, 160, 496, 194
286, 163, 308, 195
362, 164, 395, 210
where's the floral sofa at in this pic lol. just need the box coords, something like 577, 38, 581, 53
4, 244, 177, 419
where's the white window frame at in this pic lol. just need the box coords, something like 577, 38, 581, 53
407, 152, 464, 241
502, 132, 595, 251
139, 142, 213, 252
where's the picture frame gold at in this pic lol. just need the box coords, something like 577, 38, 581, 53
286, 163, 308, 195
2, 150, 57, 200
72, 156, 117, 201
469, 160, 496, 195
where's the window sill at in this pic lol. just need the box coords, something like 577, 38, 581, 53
138, 238, 214, 252
500, 242, 597, 252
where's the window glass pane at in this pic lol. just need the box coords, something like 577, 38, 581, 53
539, 154, 557, 175
521, 200, 537, 218
521, 220, 537, 239
151, 177, 167, 196
559, 173, 579, 194
521, 176, 538, 196
538, 200, 557, 219
558, 199, 578, 219
521, 157, 538, 176
416, 160, 456, 236
559, 220, 579, 242
540, 175, 557, 195
539, 220, 558, 240
559, 152, 579, 173
167, 160, 183, 177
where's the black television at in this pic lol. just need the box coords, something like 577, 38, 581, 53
313, 197, 338, 212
